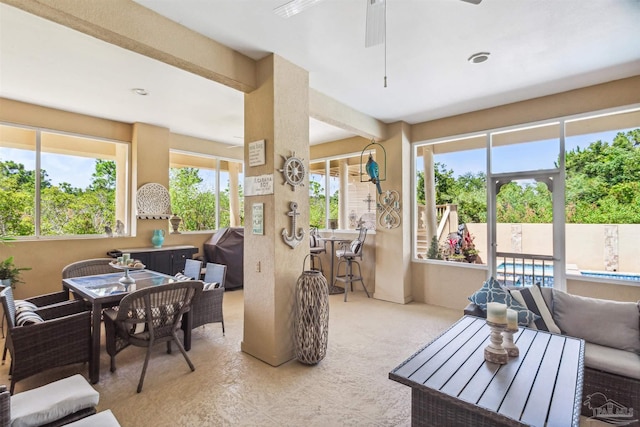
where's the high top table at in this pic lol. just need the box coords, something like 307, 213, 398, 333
63, 269, 192, 384
390, 316, 584, 427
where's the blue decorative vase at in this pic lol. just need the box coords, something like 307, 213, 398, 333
151, 229, 165, 248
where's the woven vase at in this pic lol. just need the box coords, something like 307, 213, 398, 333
294, 270, 329, 364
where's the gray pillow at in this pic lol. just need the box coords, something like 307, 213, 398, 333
552, 290, 640, 354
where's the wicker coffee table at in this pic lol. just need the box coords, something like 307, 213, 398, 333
389, 316, 584, 427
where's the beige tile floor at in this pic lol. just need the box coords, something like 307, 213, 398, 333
1, 288, 604, 426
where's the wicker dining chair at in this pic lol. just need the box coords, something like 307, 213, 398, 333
103, 281, 203, 393
182, 258, 202, 280
62, 258, 118, 279
0, 287, 91, 394
182, 263, 227, 334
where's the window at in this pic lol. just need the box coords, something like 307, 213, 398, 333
413, 105, 640, 286
564, 109, 640, 277
309, 152, 376, 230
0, 123, 129, 238
415, 136, 486, 261
169, 151, 243, 232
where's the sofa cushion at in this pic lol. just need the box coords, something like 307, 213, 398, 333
584, 342, 640, 380
65, 410, 121, 427
468, 277, 539, 325
10, 374, 99, 427
510, 284, 561, 334
553, 290, 640, 354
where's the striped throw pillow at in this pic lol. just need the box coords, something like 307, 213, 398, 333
203, 282, 220, 291
15, 303, 44, 326
510, 284, 561, 333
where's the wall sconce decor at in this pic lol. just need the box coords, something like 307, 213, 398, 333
377, 189, 401, 229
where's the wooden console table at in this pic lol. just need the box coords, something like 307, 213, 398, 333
390, 316, 584, 427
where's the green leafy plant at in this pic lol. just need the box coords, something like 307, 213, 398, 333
0, 256, 31, 287
426, 235, 442, 260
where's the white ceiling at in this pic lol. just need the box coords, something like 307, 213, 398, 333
1, 0, 639, 146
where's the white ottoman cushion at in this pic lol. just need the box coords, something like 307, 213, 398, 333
65, 410, 121, 427
10, 374, 99, 427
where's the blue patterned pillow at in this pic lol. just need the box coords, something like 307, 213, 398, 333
468, 277, 539, 325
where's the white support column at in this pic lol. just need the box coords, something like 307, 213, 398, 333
228, 161, 241, 227
422, 147, 437, 241
339, 159, 349, 229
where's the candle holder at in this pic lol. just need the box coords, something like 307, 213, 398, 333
484, 320, 508, 364
502, 327, 519, 357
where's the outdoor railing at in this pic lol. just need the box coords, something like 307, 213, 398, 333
496, 252, 555, 287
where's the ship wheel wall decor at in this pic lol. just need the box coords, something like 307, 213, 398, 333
278, 151, 306, 191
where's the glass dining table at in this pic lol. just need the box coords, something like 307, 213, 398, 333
62, 269, 194, 384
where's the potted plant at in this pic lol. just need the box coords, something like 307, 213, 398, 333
461, 232, 479, 263
0, 256, 31, 288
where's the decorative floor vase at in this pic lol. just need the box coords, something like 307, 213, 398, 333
294, 270, 329, 365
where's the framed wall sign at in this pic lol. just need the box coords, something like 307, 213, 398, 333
244, 174, 274, 196
248, 139, 266, 167
252, 203, 264, 235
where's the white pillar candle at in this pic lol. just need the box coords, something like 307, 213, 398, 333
507, 309, 518, 329
486, 302, 507, 324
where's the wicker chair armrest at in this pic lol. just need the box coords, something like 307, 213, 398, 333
26, 290, 70, 307
1, 386, 9, 427
189, 287, 224, 330
464, 303, 486, 318
35, 300, 88, 320
8, 310, 91, 387
10, 311, 91, 359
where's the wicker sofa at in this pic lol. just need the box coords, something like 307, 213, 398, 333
464, 286, 640, 418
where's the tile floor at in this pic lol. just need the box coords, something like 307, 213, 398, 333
1, 288, 606, 426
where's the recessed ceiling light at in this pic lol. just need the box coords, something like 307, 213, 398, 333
468, 52, 490, 64
132, 88, 148, 96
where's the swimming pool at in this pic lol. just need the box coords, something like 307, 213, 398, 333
497, 262, 640, 286
497, 263, 554, 287
580, 271, 640, 282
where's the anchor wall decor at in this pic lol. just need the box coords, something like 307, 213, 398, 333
282, 201, 305, 248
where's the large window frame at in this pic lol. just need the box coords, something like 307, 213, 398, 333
413, 104, 640, 287
0, 122, 130, 239
169, 150, 244, 233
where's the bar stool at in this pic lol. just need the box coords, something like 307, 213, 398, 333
333, 228, 371, 302
309, 228, 326, 274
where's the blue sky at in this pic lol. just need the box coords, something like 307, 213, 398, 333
431, 129, 623, 177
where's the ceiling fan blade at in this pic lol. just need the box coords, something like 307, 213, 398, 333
274, 0, 325, 18
365, 0, 385, 48
460, 0, 482, 4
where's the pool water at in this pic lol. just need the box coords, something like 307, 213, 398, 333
497, 262, 640, 285
497, 263, 554, 287
580, 271, 640, 282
